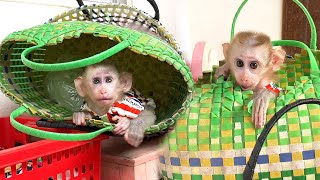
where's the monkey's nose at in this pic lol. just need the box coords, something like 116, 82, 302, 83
241, 78, 248, 83
100, 88, 107, 94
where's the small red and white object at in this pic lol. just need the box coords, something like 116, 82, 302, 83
264, 82, 282, 95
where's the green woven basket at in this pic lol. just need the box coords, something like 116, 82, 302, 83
160, 0, 320, 179
0, 4, 194, 141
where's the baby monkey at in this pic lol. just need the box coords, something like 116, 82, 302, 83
214, 31, 286, 128
73, 62, 156, 147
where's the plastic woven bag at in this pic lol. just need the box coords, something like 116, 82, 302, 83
0, 3, 194, 141
160, 0, 320, 179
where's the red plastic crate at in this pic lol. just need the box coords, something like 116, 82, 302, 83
0, 116, 106, 180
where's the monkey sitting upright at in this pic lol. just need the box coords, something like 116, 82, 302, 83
214, 31, 286, 129
73, 61, 156, 147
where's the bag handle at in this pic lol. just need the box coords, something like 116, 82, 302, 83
21, 40, 130, 71
10, 106, 113, 141
231, 0, 317, 50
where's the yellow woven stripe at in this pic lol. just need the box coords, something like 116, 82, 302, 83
200, 107, 211, 113
290, 137, 302, 144
178, 145, 188, 151
222, 143, 233, 150
270, 171, 281, 179
177, 119, 187, 126
223, 158, 234, 166
310, 108, 320, 116
224, 174, 236, 180
180, 158, 189, 166
199, 131, 209, 138
287, 111, 298, 118
267, 139, 279, 146
269, 154, 280, 163
202, 175, 213, 180
222, 130, 232, 137
292, 152, 303, 161
182, 174, 191, 180
252, 173, 259, 179
245, 142, 255, 149
200, 158, 211, 167
178, 132, 188, 139
293, 169, 305, 176
199, 144, 210, 151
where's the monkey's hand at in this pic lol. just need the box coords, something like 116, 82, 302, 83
72, 111, 92, 126
252, 89, 277, 128
113, 116, 131, 135
214, 64, 230, 81
124, 106, 156, 147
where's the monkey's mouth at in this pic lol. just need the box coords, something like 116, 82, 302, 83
98, 97, 113, 101
240, 85, 252, 91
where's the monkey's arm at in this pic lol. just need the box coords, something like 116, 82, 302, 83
124, 105, 156, 147
252, 89, 277, 128
214, 63, 230, 81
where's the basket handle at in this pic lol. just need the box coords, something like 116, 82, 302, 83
231, 0, 317, 50
76, 0, 160, 21
21, 40, 130, 71
243, 98, 320, 179
272, 40, 319, 72
10, 106, 113, 141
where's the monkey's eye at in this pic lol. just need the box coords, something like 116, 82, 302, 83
236, 59, 244, 67
105, 77, 113, 83
92, 78, 100, 84
250, 62, 258, 69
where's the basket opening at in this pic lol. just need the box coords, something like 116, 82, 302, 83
1, 34, 190, 123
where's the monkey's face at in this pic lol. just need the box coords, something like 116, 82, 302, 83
84, 66, 123, 109
229, 46, 270, 91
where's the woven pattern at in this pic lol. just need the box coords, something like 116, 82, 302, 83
48, 3, 181, 55
160, 49, 320, 179
0, 20, 193, 134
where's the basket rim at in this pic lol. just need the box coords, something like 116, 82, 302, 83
47, 3, 182, 55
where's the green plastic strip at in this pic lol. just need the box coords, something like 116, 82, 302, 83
10, 106, 113, 141
230, 0, 248, 41
21, 40, 130, 71
272, 40, 319, 72
231, 0, 317, 49
293, 0, 317, 50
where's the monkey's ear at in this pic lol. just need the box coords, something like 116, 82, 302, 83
271, 48, 286, 71
222, 43, 230, 58
120, 72, 132, 92
74, 77, 87, 97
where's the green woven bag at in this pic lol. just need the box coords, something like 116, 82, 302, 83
160, 0, 320, 179
0, 4, 194, 141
